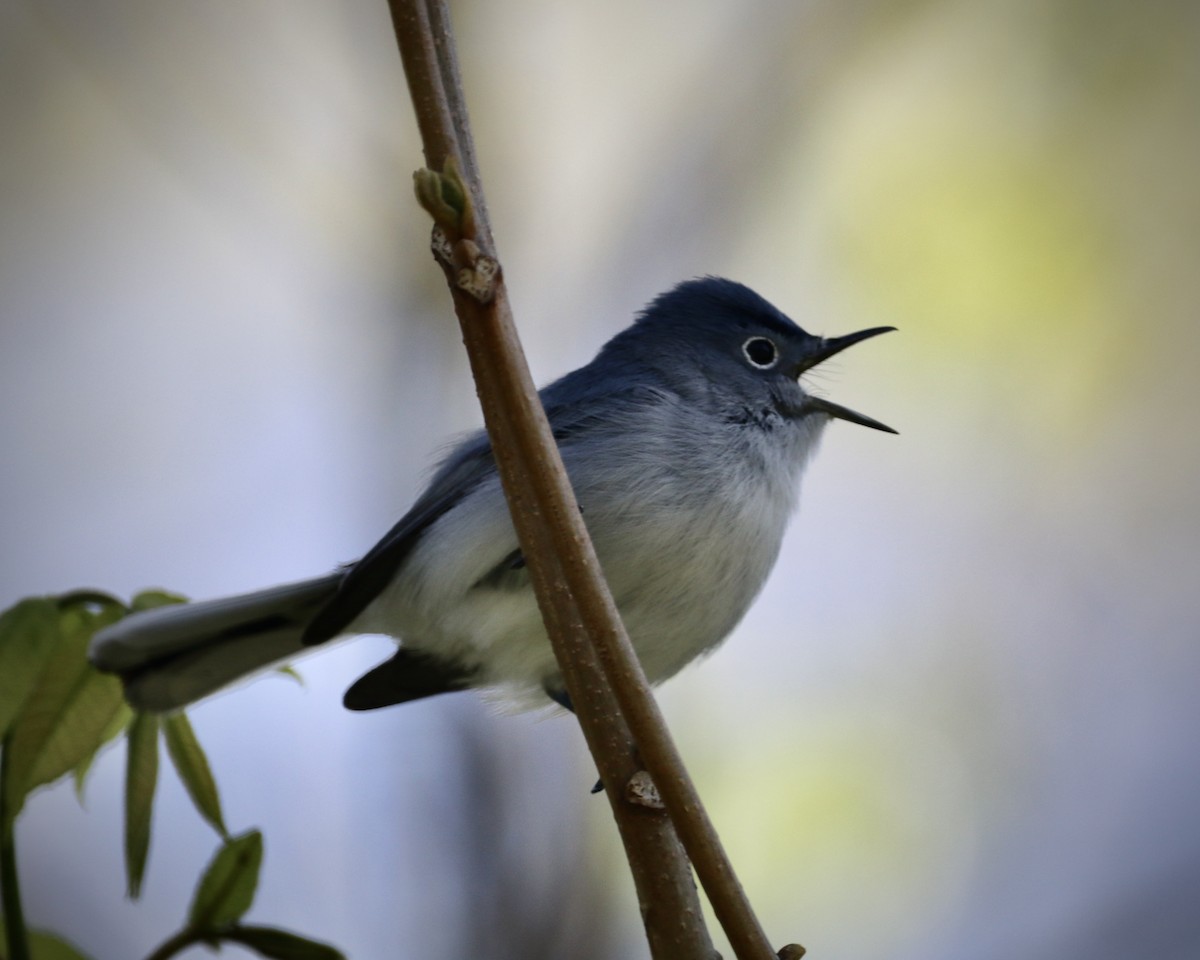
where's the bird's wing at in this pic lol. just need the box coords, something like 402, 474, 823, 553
302, 373, 664, 647
301, 430, 495, 645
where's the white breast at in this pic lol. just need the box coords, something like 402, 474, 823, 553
581, 405, 824, 683
354, 398, 826, 703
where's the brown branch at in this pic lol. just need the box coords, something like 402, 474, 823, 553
385, 2, 798, 957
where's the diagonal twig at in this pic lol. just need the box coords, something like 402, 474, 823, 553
385, 2, 801, 957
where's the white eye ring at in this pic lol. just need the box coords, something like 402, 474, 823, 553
742, 336, 779, 369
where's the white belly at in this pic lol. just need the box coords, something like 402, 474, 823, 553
354, 406, 823, 703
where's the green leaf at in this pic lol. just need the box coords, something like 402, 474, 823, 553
28, 930, 94, 960
124, 712, 159, 898
2, 603, 125, 821
0, 598, 59, 742
223, 925, 346, 960
130, 590, 189, 612
189, 831, 263, 931
163, 713, 227, 838
55, 590, 125, 609
274, 666, 304, 687
24, 671, 125, 796
72, 703, 133, 803
0, 919, 95, 960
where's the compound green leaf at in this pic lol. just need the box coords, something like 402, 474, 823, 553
274, 665, 304, 686
0, 918, 95, 960
0, 598, 59, 741
72, 703, 133, 803
189, 831, 263, 931
130, 590, 189, 612
124, 712, 160, 897
223, 925, 346, 960
163, 713, 227, 838
2, 602, 123, 821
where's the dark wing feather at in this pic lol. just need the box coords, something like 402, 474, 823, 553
302, 361, 664, 648
301, 431, 496, 645
342, 648, 475, 710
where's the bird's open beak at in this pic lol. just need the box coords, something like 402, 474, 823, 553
792, 326, 897, 434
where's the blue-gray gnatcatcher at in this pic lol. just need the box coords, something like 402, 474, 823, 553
90, 277, 895, 713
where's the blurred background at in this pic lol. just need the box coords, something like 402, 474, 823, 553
2, 0, 1198, 957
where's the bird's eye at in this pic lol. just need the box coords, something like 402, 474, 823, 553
742, 336, 778, 369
